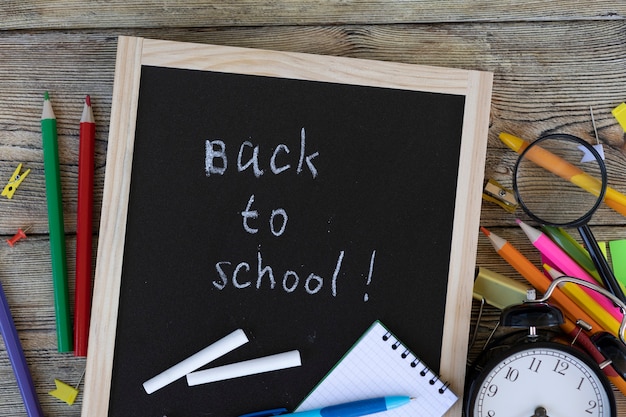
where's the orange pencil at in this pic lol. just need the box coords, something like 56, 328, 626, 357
480, 227, 605, 336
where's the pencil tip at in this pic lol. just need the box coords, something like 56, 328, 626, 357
85, 95, 91, 106
44, 91, 50, 101
479, 226, 490, 236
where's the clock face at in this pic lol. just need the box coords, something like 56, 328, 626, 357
470, 342, 615, 417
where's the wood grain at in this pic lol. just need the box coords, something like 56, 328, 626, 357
3, 22, 626, 235
1, 4, 626, 416
0, 1, 624, 30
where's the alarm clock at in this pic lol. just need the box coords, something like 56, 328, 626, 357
466, 331, 616, 417
465, 276, 626, 417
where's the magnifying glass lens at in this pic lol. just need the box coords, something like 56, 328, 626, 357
514, 134, 626, 305
514, 135, 605, 226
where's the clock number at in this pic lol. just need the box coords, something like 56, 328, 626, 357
586, 400, 597, 414
504, 367, 519, 382
528, 358, 542, 373
577, 377, 585, 390
486, 384, 498, 397
552, 359, 569, 375
487, 411, 495, 417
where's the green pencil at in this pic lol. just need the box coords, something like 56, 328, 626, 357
41, 92, 73, 352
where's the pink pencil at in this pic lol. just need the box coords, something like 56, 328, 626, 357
516, 219, 623, 322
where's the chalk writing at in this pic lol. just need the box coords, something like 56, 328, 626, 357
212, 250, 341, 295
241, 194, 288, 237
205, 127, 376, 301
205, 127, 319, 178
364, 250, 377, 302
211, 249, 377, 299
205, 139, 227, 176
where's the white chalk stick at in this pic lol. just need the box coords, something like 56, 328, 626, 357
143, 328, 249, 394
186, 350, 302, 386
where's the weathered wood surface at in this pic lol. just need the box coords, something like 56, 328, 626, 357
1, 2, 626, 416
0, 1, 624, 29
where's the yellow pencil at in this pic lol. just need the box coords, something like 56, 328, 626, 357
544, 264, 622, 340
499, 132, 626, 217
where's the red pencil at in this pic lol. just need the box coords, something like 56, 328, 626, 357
75, 95, 95, 357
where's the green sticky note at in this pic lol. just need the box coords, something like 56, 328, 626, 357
609, 240, 626, 288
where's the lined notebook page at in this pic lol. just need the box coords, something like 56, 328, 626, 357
296, 321, 457, 416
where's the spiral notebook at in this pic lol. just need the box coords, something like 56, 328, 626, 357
296, 321, 458, 416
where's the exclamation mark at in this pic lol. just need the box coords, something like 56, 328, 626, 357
364, 250, 376, 302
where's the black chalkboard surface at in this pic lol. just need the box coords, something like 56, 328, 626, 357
83, 37, 492, 417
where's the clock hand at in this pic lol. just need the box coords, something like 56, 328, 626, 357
531, 406, 548, 417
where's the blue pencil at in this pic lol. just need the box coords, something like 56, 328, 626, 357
0, 279, 44, 417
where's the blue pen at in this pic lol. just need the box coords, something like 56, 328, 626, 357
240, 396, 413, 417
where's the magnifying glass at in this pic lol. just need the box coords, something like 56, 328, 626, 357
513, 133, 626, 305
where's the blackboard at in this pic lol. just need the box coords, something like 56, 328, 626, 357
83, 37, 492, 417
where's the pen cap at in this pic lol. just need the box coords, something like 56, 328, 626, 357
239, 408, 287, 417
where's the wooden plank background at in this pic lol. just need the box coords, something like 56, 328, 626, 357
0, 2, 625, 416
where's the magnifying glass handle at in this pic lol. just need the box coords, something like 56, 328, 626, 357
578, 224, 626, 305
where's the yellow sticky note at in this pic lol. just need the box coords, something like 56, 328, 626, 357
598, 241, 608, 259
612, 102, 626, 132
49, 379, 79, 405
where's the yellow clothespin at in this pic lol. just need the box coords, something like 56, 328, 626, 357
2, 163, 31, 199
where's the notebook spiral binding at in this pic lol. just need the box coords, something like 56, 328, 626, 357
382, 330, 451, 394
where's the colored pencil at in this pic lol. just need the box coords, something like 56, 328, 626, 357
480, 227, 606, 336
543, 264, 621, 341
0, 280, 44, 417
517, 219, 623, 326
75, 95, 96, 357
560, 316, 626, 396
41, 92, 73, 352
541, 225, 602, 284
480, 227, 626, 393
499, 132, 626, 218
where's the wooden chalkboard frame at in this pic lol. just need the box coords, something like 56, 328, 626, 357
82, 36, 492, 417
